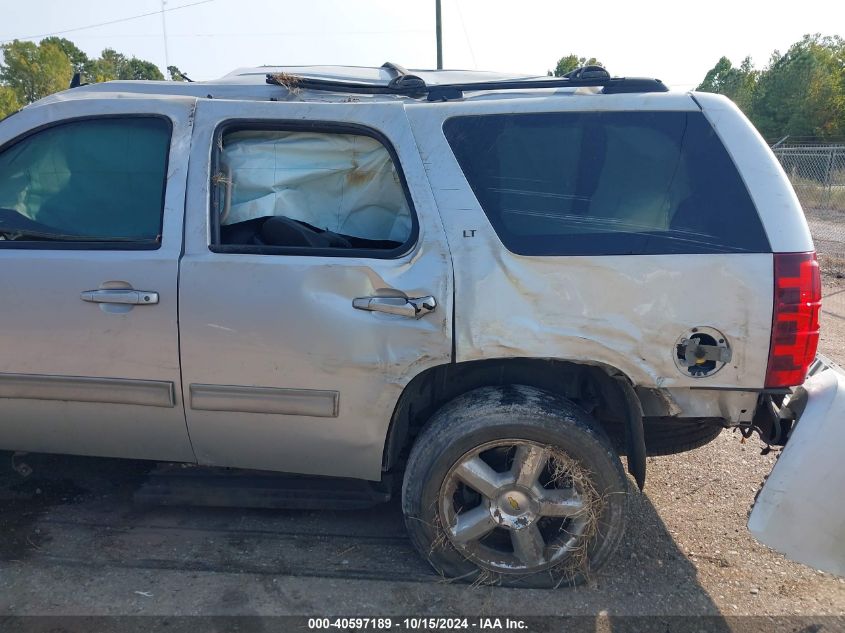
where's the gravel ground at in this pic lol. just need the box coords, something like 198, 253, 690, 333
820, 274, 845, 361
0, 432, 842, 619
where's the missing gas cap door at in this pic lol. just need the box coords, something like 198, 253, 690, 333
674, 327, 731, 378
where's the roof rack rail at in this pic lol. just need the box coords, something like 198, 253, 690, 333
379, 61, 427, 94
265, 66, 668, 101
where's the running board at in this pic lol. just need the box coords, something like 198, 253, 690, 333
134, 465, 393, 510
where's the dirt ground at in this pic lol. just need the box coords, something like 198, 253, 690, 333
0, 428, 842, 621
820, 273, 845, 363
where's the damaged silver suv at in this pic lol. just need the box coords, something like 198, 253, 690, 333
0, 64, 829, 586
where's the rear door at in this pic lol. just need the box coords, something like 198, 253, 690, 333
178, 100, 452, 480
0, 97, 195, 461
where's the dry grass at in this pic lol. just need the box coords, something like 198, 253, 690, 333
269, 72, 302, 95
211, 172, 232, 187
793, 182, 845, 212
545, 450, 604, 587
819, 253, 845, 279
428, 446, 606, 588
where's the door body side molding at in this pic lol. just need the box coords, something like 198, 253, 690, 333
0, 373, 176, 408
189, 384, 339, 418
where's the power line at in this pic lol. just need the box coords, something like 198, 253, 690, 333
0, 0, 215, 44
161, 0, 171, 72
452, 0, 477, 70
36, 29, 431, 39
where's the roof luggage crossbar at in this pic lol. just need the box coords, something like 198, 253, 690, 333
265, 65, 668, 101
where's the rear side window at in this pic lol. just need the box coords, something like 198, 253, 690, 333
211, 127, 415, 257
443, 111, 770, 255
0, 117, 171, 247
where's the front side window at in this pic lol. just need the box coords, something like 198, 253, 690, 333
443, 111, 770, 256
213, 128, 414, 255
0, 117, 171, 246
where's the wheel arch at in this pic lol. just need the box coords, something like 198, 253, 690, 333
383, 357, 646, 485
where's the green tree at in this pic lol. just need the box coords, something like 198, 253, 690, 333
0, 39, 72, 104
87, 48, 125, 82
40, 36, 89, 74
751, 34, 845, 139
698, 34, 845, 141
88, 48, 164, 82
0, 38, 167, 110
0, 85, 20, 118
549, 55, 603, 77
697, 56, 757, 111
121, 57, 164, 81
167, 65, 191, 81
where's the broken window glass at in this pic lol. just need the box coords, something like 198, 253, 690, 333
215, 129, 413, 253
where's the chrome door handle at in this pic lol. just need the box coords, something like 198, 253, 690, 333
352, 295, 436, 319
81, 289, 159, 305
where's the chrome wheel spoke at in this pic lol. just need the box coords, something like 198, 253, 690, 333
537, 488, 584, 518
512, 444, 549, 488
454, 456, 504, 499
511, 524, 546, 567
441, 440, 593, 574
450, 505, 497, 544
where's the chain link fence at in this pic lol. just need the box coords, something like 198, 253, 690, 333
772, 143, 845, 321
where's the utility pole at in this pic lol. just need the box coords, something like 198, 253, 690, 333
436, 0, 443, 69
161, 0, 171, 77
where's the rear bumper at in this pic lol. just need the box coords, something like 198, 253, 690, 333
748, 355, 845, 576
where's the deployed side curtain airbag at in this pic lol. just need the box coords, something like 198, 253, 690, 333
220, 130, 412, 244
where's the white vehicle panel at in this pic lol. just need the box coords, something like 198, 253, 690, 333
695, 92, 814, 254
749, 358, 845, 576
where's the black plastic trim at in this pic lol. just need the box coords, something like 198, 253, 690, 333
266, 73, 669, 102
689, 386, 791, 394
209, 119, 419, 260
0, 240, 161, 251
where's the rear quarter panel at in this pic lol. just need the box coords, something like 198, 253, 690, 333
406, 94, 774, 417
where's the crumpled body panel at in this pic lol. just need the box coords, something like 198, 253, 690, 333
179, 100, 454, 480
407, 97, 775, 423
749, 359, 845, 576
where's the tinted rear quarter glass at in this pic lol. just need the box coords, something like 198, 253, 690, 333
443, 111, 770, 255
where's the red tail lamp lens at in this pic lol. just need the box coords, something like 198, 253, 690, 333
765, 252, 822, 388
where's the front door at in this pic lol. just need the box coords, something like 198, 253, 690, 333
0, 97, 195, 462
179, 100, 453, 480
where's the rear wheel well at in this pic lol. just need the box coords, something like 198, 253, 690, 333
382, 358, 632, 473
382, 358, 726, 474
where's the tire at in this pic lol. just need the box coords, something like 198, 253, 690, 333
642, 418, 724, 456
401, 385, 627, 588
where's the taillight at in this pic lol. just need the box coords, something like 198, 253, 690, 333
765, 252, 822, 388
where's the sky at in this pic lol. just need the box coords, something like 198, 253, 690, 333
1, 0, 843, 90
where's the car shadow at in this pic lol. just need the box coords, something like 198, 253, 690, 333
0, 454, 731, 629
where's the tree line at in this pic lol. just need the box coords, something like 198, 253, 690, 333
696, 34, 844, 141
0, 37, 187, 118
553, 34, 844, 142
3, 34, 843, 143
